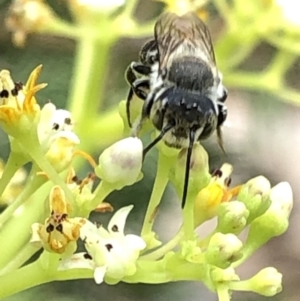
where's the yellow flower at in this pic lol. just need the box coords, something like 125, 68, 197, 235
0, 65, 46, 135
31, 186, 85, 255
194, 163, 241, 226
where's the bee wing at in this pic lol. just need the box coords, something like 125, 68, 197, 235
154, 11, 217, 73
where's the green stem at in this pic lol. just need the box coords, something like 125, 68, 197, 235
141, 227, 184, 260
0, 243, 39, 276
16, 134, 74, 203
217, 285, 231, 301
0, 168, 46, 228
0, 258, 93, 299
183, 194, 195, 241
0, 152, 27, 202
42, 19, 80, 39
228, 280, 251, 292
124, 257, 209, 284
89, 108, 124, 147
122, 21, 155, 38
0, 181, 51, 270
83, 181, 114, 216
122, 0, 140, 16
264, 50, 297, 78
67, 36, 116, 123
141, 151, 171, 238
65, 34, 118, 171
215, 30, 258, 71
213, 0, 233, 24
225, 71, 300, 105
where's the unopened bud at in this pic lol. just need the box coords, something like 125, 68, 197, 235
95, 137, 143, 190
229, 267, 282, 297
217, 201, 249, 235
205, 233, 243, 269
241, 182, 293, 258
237, 176, 271, 223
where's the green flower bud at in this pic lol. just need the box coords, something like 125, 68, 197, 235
142, 231, 162, 250
240, 182, 293, 261
180, 240, 203, 263
229, 267, 282, 297
169, 143, 210, 201
210, 266, 240, 285
248, 267, 282, 296
237, 176, 271, 223
95, 137, 143, 190
217, 201, 249, 235
205, 233, 243, 269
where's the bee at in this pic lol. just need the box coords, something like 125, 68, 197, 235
125, 11, 228, 208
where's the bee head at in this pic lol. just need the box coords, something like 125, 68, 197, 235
151, 87, 218, 144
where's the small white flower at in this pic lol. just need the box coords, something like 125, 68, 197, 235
58, 205, 146, 284
38, 103, 76, 151
275, 0, 300, 26
37, 102, 80, 173
95, 137, 143, 189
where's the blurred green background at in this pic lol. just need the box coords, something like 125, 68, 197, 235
1, 0, 300, 300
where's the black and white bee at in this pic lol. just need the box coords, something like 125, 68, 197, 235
125, 11, 228, 208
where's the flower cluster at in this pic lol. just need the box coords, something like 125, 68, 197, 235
0, 0, 298, 300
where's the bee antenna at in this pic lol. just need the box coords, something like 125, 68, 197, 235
181, 128, 196, 209
126, 88, 134, 128
217, 126, 227, 155
142, 123, 174, 159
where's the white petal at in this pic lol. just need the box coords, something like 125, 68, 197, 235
51, 109, 73, 132
48, 131, 80, 145
124, 234, 146, 251
94, 266, 107, 284
107, 205, 134, 235
58, 252, 95, 271
38, 103, 56, 144
80, 220, 99, 240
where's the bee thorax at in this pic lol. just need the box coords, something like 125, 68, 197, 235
167, 57, 214, 92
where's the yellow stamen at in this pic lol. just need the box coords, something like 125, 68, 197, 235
72, 150, 97, 168
94, 202, 114, 213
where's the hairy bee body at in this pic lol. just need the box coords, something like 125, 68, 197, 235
125, 11, 228, 207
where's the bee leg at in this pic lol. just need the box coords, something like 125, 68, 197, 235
216, 104, 227, 154
131, 62, 151, 76
126, 79, 150, 127
219, 87, 228, 103
181, 128, 196, 209
139, 39, 158, 65
125, 64, 150, 127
